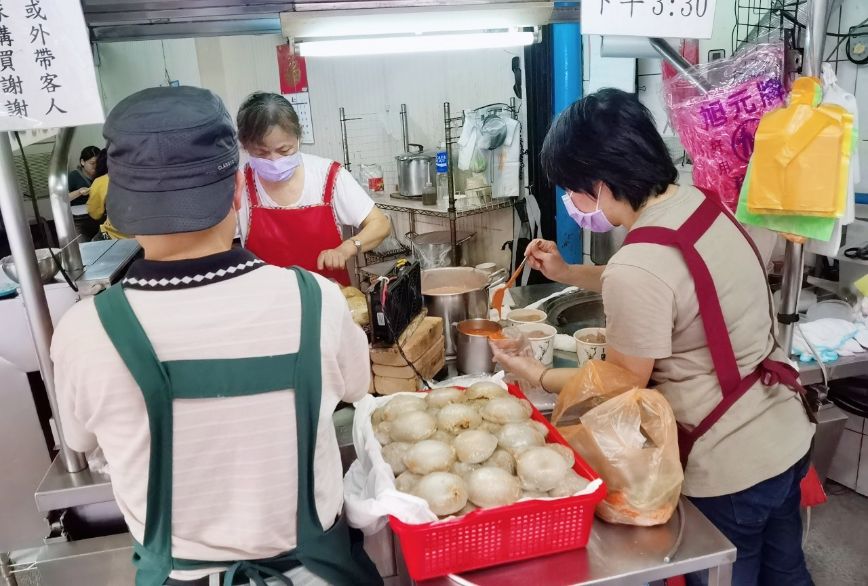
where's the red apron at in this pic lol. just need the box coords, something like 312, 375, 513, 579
623, 188, 814, 468
243, 162, 351, 285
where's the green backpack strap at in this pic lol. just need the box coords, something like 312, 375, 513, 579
94, 285, 174, 584
287, 267, 326, 537
287, 269, 383, 586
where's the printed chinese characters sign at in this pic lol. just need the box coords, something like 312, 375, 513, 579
0, 1, 103, 131
582, 0, 719, 39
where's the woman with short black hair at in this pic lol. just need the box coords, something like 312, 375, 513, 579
235, 92, 389, 284
68, 145, 100, 205
494, 89, 815, 586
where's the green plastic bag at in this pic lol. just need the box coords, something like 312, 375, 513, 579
735, 163, 837, 240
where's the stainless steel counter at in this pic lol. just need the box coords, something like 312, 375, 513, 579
420, 499, 735, 586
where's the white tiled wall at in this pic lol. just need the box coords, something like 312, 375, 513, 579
87, 35, 527, 268
197, 35, 526, 269
343, 112, 404, 194
829, 0, 868, 193
385, 207, 516, 269
193, 34, 526, 169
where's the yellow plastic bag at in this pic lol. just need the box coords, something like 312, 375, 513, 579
747, 77, 854, 218
552, 361, 683, 526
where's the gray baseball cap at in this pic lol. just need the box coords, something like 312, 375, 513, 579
104, 86, 239, 236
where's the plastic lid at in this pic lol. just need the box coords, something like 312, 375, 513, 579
396, 151, 435, 162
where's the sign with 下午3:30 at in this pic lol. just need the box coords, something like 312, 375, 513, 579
581, 0, 718, 40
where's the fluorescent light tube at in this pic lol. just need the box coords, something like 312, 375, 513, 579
282, 3, 553, 38
297, 31, 536, 57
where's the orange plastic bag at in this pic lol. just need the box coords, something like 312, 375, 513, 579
552, 361, 683, 526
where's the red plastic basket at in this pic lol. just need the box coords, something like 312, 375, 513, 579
388, 384, 606, 581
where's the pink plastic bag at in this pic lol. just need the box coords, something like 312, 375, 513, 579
663, 43, 788, 210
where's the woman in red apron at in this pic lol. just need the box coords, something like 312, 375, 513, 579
236, 92, 390, 285
495, 90, 815, 586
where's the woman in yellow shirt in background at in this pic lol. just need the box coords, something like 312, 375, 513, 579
86, 148, 127, 240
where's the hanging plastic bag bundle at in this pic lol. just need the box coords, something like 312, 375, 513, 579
551, 361, 683, 526
744, 76, 854, 218
663, 42, 788, 211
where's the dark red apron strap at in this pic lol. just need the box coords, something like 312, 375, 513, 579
322, 162, 341, 206
696, 187, 766, 271
244, 164, 262, 207
696, 186, 787, 354
625, 187, 811, 468
625, 200, 743, 395
677, 370, 762, 465
624, 226, 677, 247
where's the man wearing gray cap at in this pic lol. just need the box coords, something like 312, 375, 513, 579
50, 86, 381, 586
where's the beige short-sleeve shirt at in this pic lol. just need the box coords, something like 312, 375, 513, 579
602, 184, 814, 497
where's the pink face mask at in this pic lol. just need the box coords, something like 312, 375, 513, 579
248, 152, 301, 182
562, 184, 614, 233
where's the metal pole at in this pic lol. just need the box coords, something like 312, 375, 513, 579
802, 0, 830, 77
778, 240, 804, 354
649, 38, 712, 94
338, 107, 351, 170
778, 0, 829, 353
400, 103, 409, 153
47, 127, 83, 276
0, 134, 87, 473
444, 102, 458, 265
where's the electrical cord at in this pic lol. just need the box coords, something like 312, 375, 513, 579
795, 323, 828, 388
160, 40, 172, 85
797, 325, 868, 418
13, 131, 52, 247
13, 132, 78, 292
824, 16, 868, 62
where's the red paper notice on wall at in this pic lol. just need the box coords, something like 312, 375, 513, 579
276, 45, 309, 94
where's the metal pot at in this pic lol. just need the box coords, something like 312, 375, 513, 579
422, 267, 495, 358
407, 230, 474, 269
590, 225, 628, 265
456, 319, 502, 375
396, 147, 436, 198
1, 248, 59, 284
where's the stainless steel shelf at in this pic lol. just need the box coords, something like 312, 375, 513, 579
35, 456, 114, 513
365, 245, 411, 265
373, 195, 515, 218
76, 239, 141, 295
799, 353, 868, 386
